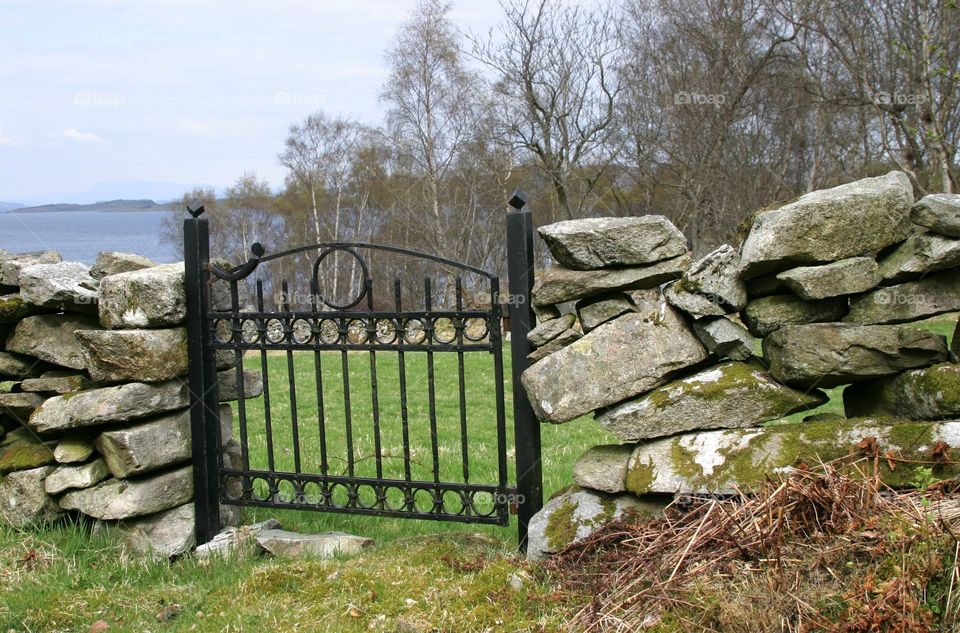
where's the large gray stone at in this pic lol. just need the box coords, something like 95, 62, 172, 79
21, 371, 96, 394
575, 294, 633, 332
217, 368, 264, 401
741, 294, 848, 337
521, 298, 708, 423
845, 271, 960, 325
44, 458, 110, 494
0, 251, 62, 286
843, 363, 960, 420
527, 328, 581, 363
746, 274, 788, 298
526, 487, 665, 560
537, 216, 688, 270
0, 293, 45, 325
911, 193, 960, 237
622, 419, 960, 495
0, 434, 55, 473
0, 465, 61, 527
18, 262, 98, 313
571, 444, 633, 493
595, 361, 826, 441
195, 519, 283, 560
527, 313, 576, 348
90, 251, 156, 280
665, 245, 746, 316
691, 316, 754, 361
255, 529, 374, 559
76, 327, 188, 383
532, 254, 690, 307
116, 503, 196, 559
877, 233, 960, 283
0, 351, 44, 379
95, 405, 233, 478
58, 464, 194, 520
5, 314, 102, 369
776, 257, 880, 300
98, 263, 186, 329
29, 380, 191, 434
763, 323, 949, 388
54, 435, 96, 464
739, 171, 913, 277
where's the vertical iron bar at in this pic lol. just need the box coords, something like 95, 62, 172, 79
424, 277, 440, 485
230, 281, 249, 472
395, 279, 413, 484
256, 281, 276, 472
366, 279, 384, 481
506, 191, 542, 551
309, 289, 329, 479
281, 281, 302, 474
490, 276, 509, 523
455, 277, 469, 483
184, 207, 221, 545
340, 317, 355, 479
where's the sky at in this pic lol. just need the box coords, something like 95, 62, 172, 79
0, 0, 504, 204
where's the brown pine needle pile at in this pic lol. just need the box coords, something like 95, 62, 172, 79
549, 465, 960, 632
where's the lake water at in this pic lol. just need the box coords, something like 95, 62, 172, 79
0, 211, 179, 264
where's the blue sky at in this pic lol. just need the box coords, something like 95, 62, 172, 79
0, 0, 503, 204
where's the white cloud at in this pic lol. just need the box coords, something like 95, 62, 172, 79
0, 131, 16, 146
61, 128, 106, 144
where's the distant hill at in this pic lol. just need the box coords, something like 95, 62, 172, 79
7, 199, 177, 214
0, 202, 24, 212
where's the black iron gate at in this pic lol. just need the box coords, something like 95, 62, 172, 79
184, 193, 543, 549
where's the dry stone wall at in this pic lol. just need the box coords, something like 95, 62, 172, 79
523, 171, 960, 559
0, 250, 262, 559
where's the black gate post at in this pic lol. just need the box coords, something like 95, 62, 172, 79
184, 204, 221, 545
505, 190, 542, 551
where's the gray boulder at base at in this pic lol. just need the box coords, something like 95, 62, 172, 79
595, 361, 827, 441
95, 405, 233, 478
877, 233, 960, 283
29, 379, 191, 434
532, 254, 690, 307
44, 458, 110, 494
526, 487, 665, 560
739, 171, 913, 277
776, 257, 880, 300
537, 216, 688, 270
527, 313, 576, 347
622, 419, 960, 495
576, 294, 633, 332
763, 323, 949, 388
0, 465, 61, 527
255, 529, 374, 558
691, 316, 755, 361
843, 363, 960, 420
741, 294, 848, 337
0, 251, 62, 286
0, 293, 46, 325
58, 463, 194, 520
195, 519, 282, 559
911, 193, 960, 237
845, 271, 960, 325
217, 368, 264, 401
665, 245, 747, 316
521, 299, 708, 423
90, 251, 156, 280
98, 263, 186, 329
116, 503, 196, 559
18, 262, 98, 313
527, 328, 581, 363
21, 371, 96, 394
77, 327, 188, 383
0, 351, 44, 380
5, 313, 102, 370
54, 435, 96, 463
571, 444, 634, 493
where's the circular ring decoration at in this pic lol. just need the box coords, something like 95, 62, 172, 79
312, 246, 369, 310
462, 317, 490, 342
374, 318, 399, 344
291, 318, 313, 344
433, 317, 457, 344
402, 318, 427, 345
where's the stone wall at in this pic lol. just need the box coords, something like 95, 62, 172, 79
0, 250, 261, 558
523, 171, 960, 559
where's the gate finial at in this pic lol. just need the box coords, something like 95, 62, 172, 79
508, 189, 528, 210
186, 202, 205, 218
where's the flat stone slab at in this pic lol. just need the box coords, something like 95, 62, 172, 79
5, 314, 102, 370
527, 328, 581, 363
58, 463, 194, 520
763, 323, 949, 388
537, 216, 688, 270
0, 436, 55, 473
845, 271, 960, 325
54, 435, 96, 463
77, 327, 188, 383
776, 257, 880, 300
29, 380, 191, 434
217, 368, 264, 401
21, 371, 96, 394
739, 171, 913, 277
521, 299, 707, 423
195, 519, 282, 559
595, 361, 827, 441
618, 418, 960, 495
0, 251, 62, 286
18, 262, 98, 313
98, 263, 186, 329
844, 363, 960, 420
0, 392, 46, 421
116, 503, 196, 559
90, 251, 156, 280
571, 444, 634, 493
877, 233, 960, 283
44, 458, 110, 494
0, 465, 61, 527
527, 313, 576, 348
665, 245, 746, 316
691, 316, 754, 361
741, 294, 848, 337
255, 529, 374, 558
0, 293, 46, 325
911, 193, 960, 237
532, 254, 690, 307
0, 351, 45, 380
576, 294, 633, 332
